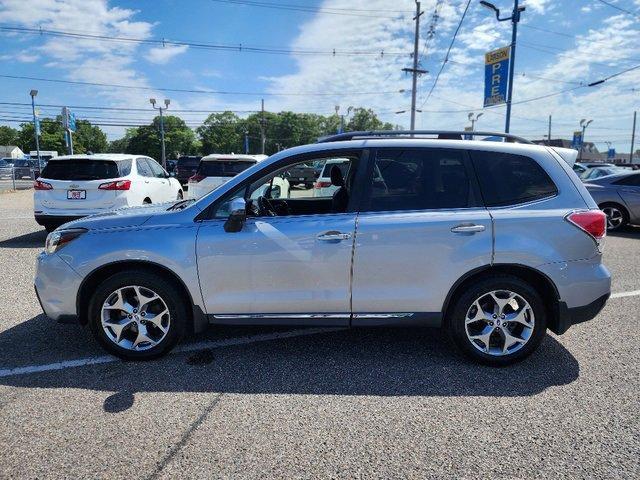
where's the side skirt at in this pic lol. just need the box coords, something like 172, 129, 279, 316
207, 312, 442, 328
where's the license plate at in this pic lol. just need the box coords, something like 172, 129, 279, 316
67, 190, 86, 200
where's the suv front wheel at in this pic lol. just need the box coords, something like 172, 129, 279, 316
448, 276, 547, 366
88, 270, 187, 360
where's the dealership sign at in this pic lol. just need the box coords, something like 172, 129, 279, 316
484, 46, 510, 107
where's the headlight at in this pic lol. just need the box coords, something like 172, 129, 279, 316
45, 228, 87, 254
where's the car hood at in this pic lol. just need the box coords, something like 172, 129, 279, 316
60, 203, 176, 231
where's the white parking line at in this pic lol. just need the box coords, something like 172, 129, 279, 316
611, 290, 640, 299
0, 327, 343, 379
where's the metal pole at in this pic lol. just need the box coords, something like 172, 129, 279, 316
579, 124, 586, 162
548, 114, 551, 143
159, 107, 166, 169
260, 99, 266, 155
67, 129, 74, 155
630, 111, 637, 164
504, 0, 520, 133
410, 1, 421, 131
30, 94, 41, 171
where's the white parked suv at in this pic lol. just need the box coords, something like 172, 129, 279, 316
187, 154, 267, 199
34, 154, 183, 232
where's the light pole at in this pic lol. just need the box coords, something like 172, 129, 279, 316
480, 0, 525, 133
468, 112, 484, 131
335, 105, 353, 133
150, 98, 170, 168
579, 118, 593, 161
29, 90, 42, 171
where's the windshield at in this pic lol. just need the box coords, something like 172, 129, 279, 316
41, 159, 129, 180
198, 160, 256, 177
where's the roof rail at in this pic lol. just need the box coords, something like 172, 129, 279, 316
317, 130, 533, 144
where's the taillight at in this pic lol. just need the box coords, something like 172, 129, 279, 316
189, 174, 205, 183
98, 180, 131, 190
33, 180, 53, 190
566, 210, 606, 240
314, 181, 332, 189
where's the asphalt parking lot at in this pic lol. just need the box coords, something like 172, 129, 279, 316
0, 189, 638, 479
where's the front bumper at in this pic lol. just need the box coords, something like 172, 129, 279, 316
34, 252, 82, 321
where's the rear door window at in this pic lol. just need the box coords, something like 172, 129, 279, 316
136, 158, 153, 177
470, 151, 558, 207
614, 174, 640, 186
199, 160, 256, 177
146, 158, 166, 178
360, 148, 478, 212
41, 160, 124, 180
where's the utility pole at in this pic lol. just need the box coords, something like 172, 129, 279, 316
402, 1, 426, 131
29, 90, 41, 171
150, 98, 170, 168
630, 111, 637, 164
259, 99, 266, 155
480, 0, 525, 133
547, 114, 552, 143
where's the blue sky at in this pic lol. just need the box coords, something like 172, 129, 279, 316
0, 0, 639, 152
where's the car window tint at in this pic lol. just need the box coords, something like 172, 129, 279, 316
199, 161, 256, 177
136, 158, 153, 177
41, 160, 121, 180
614, 174, 640, 186
470, 151, 557, 207
363, 149, 474, 212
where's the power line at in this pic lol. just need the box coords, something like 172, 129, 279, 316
0, 25, 409, 58
595, 0, 640, 19
210, 0, 411, 18
0, 74, 401, 97
419, 0, 472, 108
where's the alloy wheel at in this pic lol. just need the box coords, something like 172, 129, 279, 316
465, 290, 535, 356
101, 285, 170, 351
602, 206, 624, 230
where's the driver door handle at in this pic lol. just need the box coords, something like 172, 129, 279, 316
451, 224, 485, 234
317, 231, 352, 241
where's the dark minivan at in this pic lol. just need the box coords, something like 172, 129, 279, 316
175, 156, 202, 185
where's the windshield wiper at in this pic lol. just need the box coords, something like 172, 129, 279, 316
167, 198, 195, 211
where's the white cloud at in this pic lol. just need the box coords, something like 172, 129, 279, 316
146, 44, 188, 64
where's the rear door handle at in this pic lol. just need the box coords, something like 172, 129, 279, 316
317, 231, 352, 241
451, 224, 486, 234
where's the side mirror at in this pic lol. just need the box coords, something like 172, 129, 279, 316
224, 197, 246, 233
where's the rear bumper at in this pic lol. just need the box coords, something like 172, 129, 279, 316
555, 293, 610, 335
35, 214, 85, 227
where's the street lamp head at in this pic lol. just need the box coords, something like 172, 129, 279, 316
164, 99, 170, 108
479, 1, 499, 15
149, 98, 156, 106
579, 118, 586, 126
586, 119, 593, 127
477, 112, 484, 119
30, 89, 38, 97
468, 112, 474, 120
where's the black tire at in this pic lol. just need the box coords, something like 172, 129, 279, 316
177, 190, 183, 200
87, 270, 187, 360
143, 198, 152, 205
43, 224, 57, 233
599, 202, 628, 232
447, 275, 547, 367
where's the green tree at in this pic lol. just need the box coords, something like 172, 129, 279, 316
346, 108, 394, 131
196, 111, 244, 154
126, 115, 198, 160
0, 125, 19, 147
16, 117, 109, 155
73, 120, 108, 153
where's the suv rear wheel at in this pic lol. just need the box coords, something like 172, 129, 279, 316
448, 276, 547, 366
88, 270, 187, 360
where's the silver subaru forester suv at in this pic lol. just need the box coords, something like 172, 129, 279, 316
35, 131, 611, 366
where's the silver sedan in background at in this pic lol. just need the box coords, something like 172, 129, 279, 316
585, 171, 640, 231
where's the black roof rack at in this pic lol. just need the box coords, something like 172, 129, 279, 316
317, 130, 533, 144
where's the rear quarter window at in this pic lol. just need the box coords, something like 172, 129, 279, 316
470, 151, 558, 207
41, 160, 124, 180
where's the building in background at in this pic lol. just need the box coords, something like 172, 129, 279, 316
0, 145, 24, 159
532, 139, 637, 163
